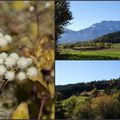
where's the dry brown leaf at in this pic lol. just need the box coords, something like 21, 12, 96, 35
11, 102, 29, 119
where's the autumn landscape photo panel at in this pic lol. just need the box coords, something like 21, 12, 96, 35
56, 61, 120, 119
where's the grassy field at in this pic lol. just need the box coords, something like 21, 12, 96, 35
56, 43, 120, 60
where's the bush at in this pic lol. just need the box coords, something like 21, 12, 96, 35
62, 96, 79, 118
91, 95, 120, 119
73, 101, 95, 119
113, 91, 120, 101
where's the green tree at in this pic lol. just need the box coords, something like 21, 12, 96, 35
105, 42, 112, 48
55, 101, 65, 119
55, 0, 72, 41
73, 101, 95, 119
96, 42, 105, 48
113, 91, 120, 101
62, 96, 78, 118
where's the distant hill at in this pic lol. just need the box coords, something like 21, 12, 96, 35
58, 20, 120, 44
93, 31, 120, 43
56, 78, 120, 99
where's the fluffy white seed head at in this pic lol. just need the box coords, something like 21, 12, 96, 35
0, 52, 8, 59
4, 35, 12, 43
0, 58, 4, 65
29, 6, 35, 12
5, 56, 16, 67
18, 57, 28, 69
17, 72, 26, 81
26, 58, 32, 65
0, 65, 6, 76
45, 2, 51, 8
0, 37, 8, 47
9, 53, 19, 61
5, 71, 15, 81
0, 32, 3, 38
27, 67, 38, 77
18, 57, 32, 69
0, 52, 38, 81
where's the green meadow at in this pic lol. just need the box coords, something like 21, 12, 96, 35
56, 43, 120, 60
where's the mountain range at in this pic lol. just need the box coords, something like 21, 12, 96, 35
58, 20, 120, 44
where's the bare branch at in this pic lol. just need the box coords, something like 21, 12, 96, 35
0, 80, 9, 93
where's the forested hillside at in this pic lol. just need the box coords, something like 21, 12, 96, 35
56, 78, 120, 99
56, 78, 120, 119
94, 31, 120, 43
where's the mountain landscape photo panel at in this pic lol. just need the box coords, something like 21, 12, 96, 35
56, 1, 120, 60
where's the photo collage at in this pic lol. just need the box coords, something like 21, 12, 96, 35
0, 0, 120, 119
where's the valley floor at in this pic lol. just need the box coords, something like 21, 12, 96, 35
56, 47, 120, 60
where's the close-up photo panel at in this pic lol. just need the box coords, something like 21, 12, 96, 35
0, 1, 54, 119
0, 0, 120, 120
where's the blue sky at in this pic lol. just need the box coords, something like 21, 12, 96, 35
56, 61, 120, 85
66, 1, 120, 31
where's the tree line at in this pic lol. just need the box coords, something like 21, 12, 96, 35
56, 78, 120, 99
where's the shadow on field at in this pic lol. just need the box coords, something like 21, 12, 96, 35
56, 52, 119, 60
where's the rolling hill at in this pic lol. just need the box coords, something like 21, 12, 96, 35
56, 78, 120, 99
94, 31, 120, 43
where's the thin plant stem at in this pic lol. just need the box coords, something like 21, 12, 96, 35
33, 1, 40, 40
38, 96, 49, 120
0, 80, 9, 93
